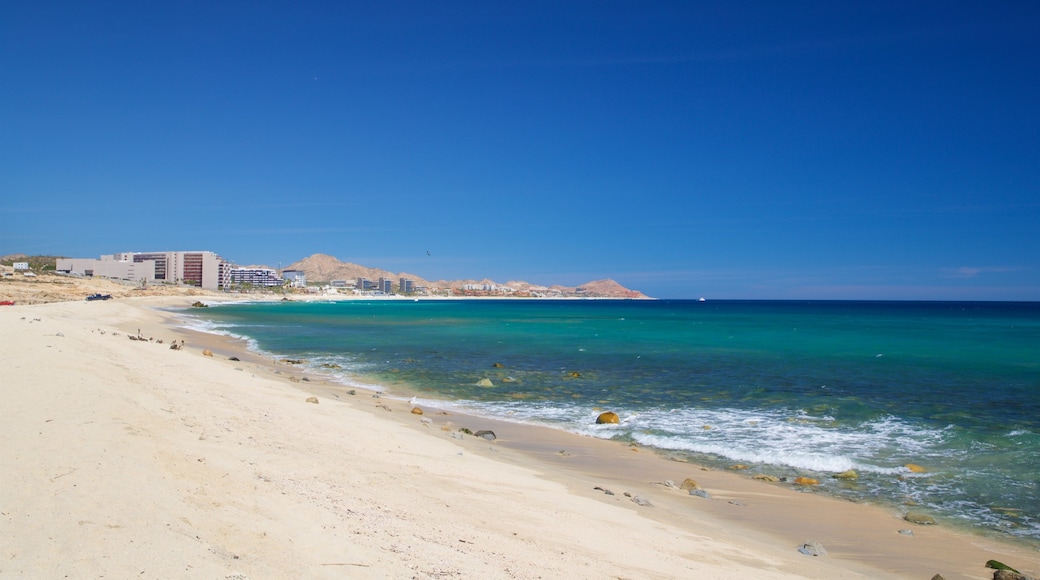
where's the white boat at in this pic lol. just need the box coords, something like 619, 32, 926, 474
698, 297, 706, 302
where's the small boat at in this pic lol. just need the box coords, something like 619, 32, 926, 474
698, 297, 706, 302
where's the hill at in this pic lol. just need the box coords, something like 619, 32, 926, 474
284, 253, 650, 299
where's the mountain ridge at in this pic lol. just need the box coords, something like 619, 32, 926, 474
284, 253, 650, 299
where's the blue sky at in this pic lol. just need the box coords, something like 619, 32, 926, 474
2, 1, 1038, 300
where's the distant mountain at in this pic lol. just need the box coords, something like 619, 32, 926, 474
283, 253, 650, 299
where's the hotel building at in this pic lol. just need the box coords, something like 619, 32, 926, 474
56, 251, 231, 290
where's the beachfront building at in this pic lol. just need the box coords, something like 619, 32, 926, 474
399, 278, 414, 294
281, 269, 306, 288
378, 278, 393, 294
57, 251, 231, 290
227, 267, 283, 288
356, 277, 377, 292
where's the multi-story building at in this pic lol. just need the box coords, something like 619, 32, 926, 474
56, 251, 231, 290
228, 268, 283, 288
378, 277, 393, 294
399, 278, 415, 294
281, 269, 306, 288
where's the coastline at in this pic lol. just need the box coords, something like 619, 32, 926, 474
2, 296, 1038, 578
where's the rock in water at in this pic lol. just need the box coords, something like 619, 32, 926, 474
595, 411, 620, 424
833, 470, 858, 480
753, 474, 780, 482
793, 477, 820, 486
475, 378, 494, 387
797, 541, 827, 557
905, 463, 928, 473
904, 512, 937, 525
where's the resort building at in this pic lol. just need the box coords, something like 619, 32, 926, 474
399, 278, 415, 294
378, 278, 393, 294
56, 251, 231, 290
281, 269, 306, 288
227, 267, 283, 288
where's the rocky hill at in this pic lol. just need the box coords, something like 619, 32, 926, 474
284, 253, 650, 299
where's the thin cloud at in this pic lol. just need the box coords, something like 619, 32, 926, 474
941, 266, 1023, 279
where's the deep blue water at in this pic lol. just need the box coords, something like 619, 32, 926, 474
183, 299, 1040, 543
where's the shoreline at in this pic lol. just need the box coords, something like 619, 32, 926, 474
3, 295, 1038, 578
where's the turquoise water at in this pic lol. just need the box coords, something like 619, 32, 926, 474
183, 299, 1040, 543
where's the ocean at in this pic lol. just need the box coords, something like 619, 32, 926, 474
181, 299, 1040, 545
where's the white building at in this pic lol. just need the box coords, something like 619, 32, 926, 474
281, 269, 307, 288
228, 268, 283, 288
56, 251, 231, 290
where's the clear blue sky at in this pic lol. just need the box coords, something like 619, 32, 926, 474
3, 2, 1038, 300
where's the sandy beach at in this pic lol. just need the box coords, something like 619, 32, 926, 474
2, 294, 1038, 579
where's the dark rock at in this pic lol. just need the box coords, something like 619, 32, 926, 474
228, 356, 240, 361
474, 430, 496, 441
993, 571, 1027, 580
930, 575, 945, 580
459, 428, 473, 435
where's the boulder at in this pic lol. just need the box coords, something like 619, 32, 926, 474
679, 478, 701, 491
202, 349, 213, 357
833, 470, 858, 480
753, 474, 781, 482
689, 489, 712, 499
411, 407, 424, 415
992, 570, 1027, 580
630, 495, 653, 507
797, 541, 827, 557
492, 362, 504, 368
905, 463, 928, 473
596, 412, 620, 424
475, 378, 494, 387
305, 396, 319, 404
904, 512, 937, 525
793, 477, 820, 486
474, 430, 497, 441
728, 464, 749, 470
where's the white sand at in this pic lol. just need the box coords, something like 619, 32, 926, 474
2, 297, 1037, 579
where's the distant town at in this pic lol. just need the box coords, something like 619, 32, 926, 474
47, 250, 650, 299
